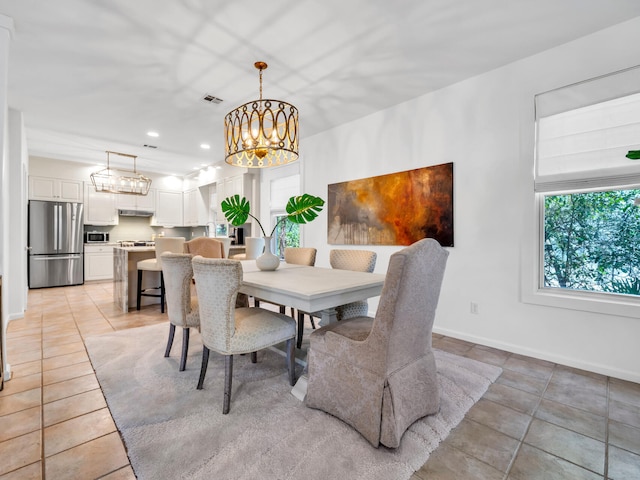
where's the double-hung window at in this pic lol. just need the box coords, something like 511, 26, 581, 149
531, 66, 640, 316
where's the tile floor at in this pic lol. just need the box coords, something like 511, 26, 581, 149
1, 282, 639, 479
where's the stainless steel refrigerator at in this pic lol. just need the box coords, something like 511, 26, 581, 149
28, 200, 84, 288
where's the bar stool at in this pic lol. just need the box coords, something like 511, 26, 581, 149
136, 237, 185, 312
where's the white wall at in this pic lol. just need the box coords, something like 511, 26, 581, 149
301, 17, 640, 382
7, 109, 28, 320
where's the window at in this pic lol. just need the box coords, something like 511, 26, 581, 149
529, 65, 640, 315
544, 189, 640, 296
270, 174, 300, 258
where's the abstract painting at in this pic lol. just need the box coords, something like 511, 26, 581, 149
327, 163, 453, 246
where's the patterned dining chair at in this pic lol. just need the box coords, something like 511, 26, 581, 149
160, 252, 199, 371
306, 238, 449, 448
192, 257, 297, 414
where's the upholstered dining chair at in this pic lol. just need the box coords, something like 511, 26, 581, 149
305, 238, 449, 448
136, 236, 185, 313
191, 257, 297, 414
184, 237, 225, 258
160, 252, 199, 371
330, 249, 377, 321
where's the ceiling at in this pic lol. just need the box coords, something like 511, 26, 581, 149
2, 0, 640, 176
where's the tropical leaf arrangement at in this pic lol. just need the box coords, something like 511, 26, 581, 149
221, 193, 325, 238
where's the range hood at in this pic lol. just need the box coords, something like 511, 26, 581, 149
118, 209, 154, 217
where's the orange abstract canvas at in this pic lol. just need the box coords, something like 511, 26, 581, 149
327, 163, 453, 246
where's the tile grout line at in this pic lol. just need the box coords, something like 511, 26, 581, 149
502, 359, 557, 479
40, 308, 46, 480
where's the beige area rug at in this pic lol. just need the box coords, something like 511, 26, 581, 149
85, 323, 501, 480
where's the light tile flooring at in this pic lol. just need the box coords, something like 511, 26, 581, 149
1, 282, 639, 479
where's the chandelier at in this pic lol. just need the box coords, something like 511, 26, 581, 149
224, 61, 299, 168
90, 151, 152, 195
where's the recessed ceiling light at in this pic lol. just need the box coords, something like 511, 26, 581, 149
200, 144, 210, 150
193, 167, 199, 170
147, 131, 159, 137
215, 166, 222, 170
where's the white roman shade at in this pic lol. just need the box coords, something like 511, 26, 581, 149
270, 174, 300, 210
535, 65, 640, 192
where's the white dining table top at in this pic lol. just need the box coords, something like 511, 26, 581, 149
239, 260, 386, 315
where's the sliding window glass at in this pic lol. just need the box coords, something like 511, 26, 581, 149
534, 66, 640, 310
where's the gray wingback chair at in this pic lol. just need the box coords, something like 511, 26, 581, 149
305, 238, 449, 448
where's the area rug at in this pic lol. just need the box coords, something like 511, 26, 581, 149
85, 323, 502, 480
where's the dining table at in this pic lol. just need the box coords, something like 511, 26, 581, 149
238, 260, 386, 399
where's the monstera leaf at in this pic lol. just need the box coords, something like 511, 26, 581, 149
221, 194, 251, 226
285, 194, 325, 224
221, 193, 324, 238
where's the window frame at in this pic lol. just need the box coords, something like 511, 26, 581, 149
523, 186, 640, 319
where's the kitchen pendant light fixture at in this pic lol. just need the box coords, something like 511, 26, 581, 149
224, 61, 299, 168
90, 151, 152, 195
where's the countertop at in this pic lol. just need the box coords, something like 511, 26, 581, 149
113, 246, 156, 252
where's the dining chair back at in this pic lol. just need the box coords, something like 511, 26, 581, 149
329, 249, 377, 321
160, 252, 199, 371
184, 237, 225, 258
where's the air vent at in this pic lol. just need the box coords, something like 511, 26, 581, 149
143, 144, 158, 149
203, 94, 223, 104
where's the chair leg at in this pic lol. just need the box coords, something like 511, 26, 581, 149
223, 355, 233, 414
279, 305, 286, 314
254, 299, 260, 308
136, 269, 143, 310
286, 337, 296, 386
310, 316, 316, 329
160, 272, 166, 314
197, 346, 210, 390
164, 324, 176, 358
250, 351, 257, 363
179, 328, 190, 372
297, 311, 305, 349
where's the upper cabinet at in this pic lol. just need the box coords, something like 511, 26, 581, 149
217, 174, 250, 213
29, 176, 83, 203
183, 187, 209, 226
152, 189, 183, 227
115, 188, 156, 211
83, 183, 118, 225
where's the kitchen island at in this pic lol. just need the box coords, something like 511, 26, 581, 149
113, 246, 158, 312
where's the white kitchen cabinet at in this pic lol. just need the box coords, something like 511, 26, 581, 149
83, 183, 118, 225
84, 244, 115, 281
115, 188, 156, 211
183, 187, 209, 226
152, 189, 183, 227
29, 176, 83, 202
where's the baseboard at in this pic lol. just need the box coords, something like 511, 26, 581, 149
432, 326, 640, 384
8, 311, 25, 321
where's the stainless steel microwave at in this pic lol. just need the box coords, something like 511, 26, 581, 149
84, 231, 109, 243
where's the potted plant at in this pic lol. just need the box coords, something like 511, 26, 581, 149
221, 193, 325, 270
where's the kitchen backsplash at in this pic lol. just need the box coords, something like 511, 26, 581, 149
83, 216, 196, 242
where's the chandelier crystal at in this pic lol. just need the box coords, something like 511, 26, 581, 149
224, 62, 299, 168
90, 151, 152, 195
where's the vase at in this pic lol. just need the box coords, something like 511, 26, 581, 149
255, 236, 280, 271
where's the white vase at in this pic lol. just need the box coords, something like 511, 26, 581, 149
255, 236, 280, 271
